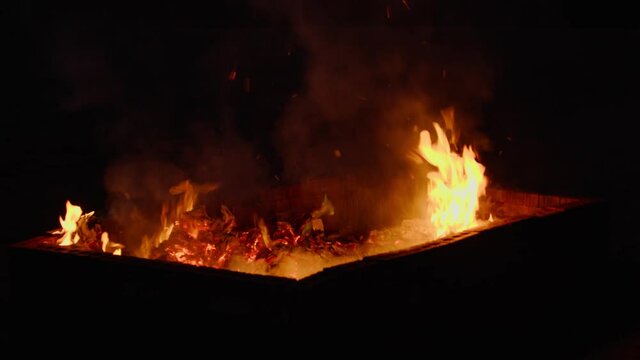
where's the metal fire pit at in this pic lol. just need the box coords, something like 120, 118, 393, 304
6, 188, 608, 342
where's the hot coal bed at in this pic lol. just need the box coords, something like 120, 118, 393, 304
7, 186, 607, 345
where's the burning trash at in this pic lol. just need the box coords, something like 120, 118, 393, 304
49, 200, 124, 255
38, 113, 494, 279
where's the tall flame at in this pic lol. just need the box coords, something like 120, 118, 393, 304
417, 122, 487, 237
56, 200, 83, 246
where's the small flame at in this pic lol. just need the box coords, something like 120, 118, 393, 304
440, 106, 458, 147
311, 194, 335, 219
137, 180, 218, 257
54, 200, 124, 255
100, 231, 124, 255
417, 122, 488, 237
101, 232, 109, 252
256, 216, 271, 249
56, 201, 82, 246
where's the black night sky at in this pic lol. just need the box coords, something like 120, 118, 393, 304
2, 0, 640, 353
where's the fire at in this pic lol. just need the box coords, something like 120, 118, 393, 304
256, 216, 271, 249
417, 122, 488, 237
54, 201, 83, 246
53, 200, 124, 255
138, 180, 218, 258
42, 112, 492, 278
101, 232, 123, 256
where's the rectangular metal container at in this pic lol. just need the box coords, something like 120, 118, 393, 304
6, 188, 609, 348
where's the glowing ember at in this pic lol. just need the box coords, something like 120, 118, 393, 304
417, 122, 488, 237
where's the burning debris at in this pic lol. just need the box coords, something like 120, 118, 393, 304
51, 190, 363, 279
50, 200, 123, 255
151, 194, 359, 273
43, 115, 492, 279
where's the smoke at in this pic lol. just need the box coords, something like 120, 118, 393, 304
102, 121, 272, 249
42, 1, 496, 246
254, 0, 495, 226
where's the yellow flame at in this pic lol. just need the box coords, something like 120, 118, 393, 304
100, 231, 125, 255
257, 216, 271, 249
56, 200, 83, 246
417, 122, 487, 237
101, 232, 109, 252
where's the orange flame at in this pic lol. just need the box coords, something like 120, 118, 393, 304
138, 180, 218, 257
417, 122, 488, 237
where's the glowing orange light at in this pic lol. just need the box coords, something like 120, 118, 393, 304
417, 122, 488, 237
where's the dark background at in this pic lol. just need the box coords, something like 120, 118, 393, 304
2, 0, 639, 354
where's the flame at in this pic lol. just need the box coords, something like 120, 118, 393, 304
55, 200, 83, 246
311, 194, 335, 219
53, 200, 124, 255
101, 232, 109, 252
158, 180, 218, 244
101, 232, 124, 255
440, 106, 458, 147
256, 216, 271, 249
137, 180, 218, 257
417, 122, 488, 237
